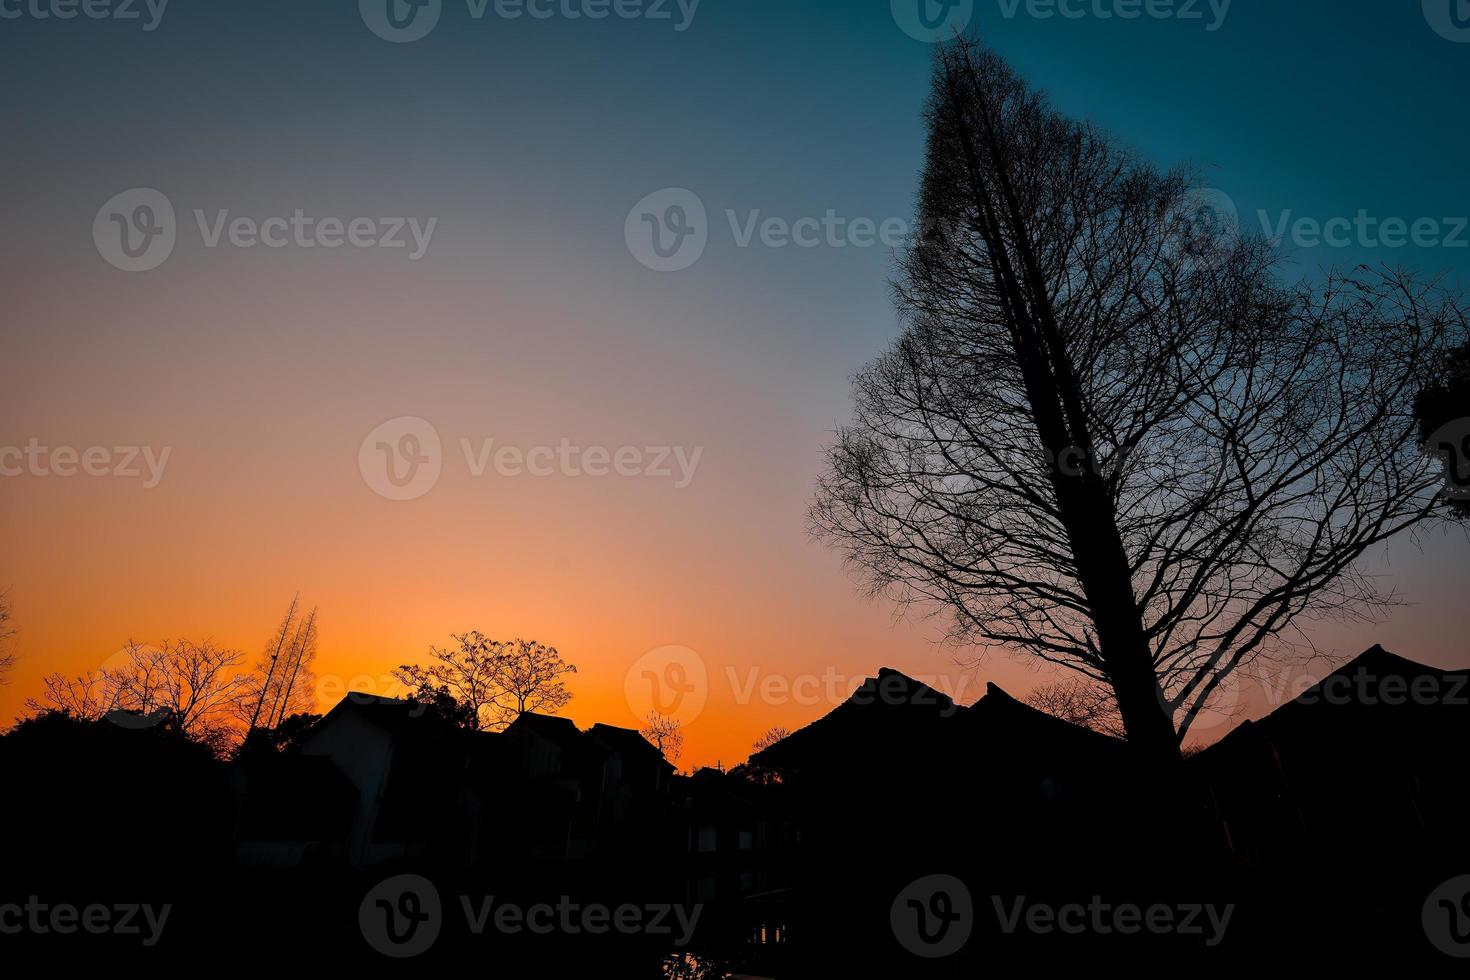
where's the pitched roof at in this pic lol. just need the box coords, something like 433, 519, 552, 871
749, 666, 1123, 775
1201, 645, 1470, 760
588, 723, 674, 769
314, 692, 420, 732
507, 712, 583, 743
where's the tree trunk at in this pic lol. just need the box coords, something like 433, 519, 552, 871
941, 48, 1183, 767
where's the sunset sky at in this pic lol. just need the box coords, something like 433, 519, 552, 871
2, 0, 1467, 768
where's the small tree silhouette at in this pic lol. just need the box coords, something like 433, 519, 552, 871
752, 727, 790, 753
395, 633, 577, 731
641, 712, 684, 763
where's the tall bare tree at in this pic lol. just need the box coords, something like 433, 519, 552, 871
267, 606, 318, 729
242, 595, 300, 734
812, 39, 1467, 766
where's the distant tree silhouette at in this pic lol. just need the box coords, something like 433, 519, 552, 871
1024, 680, 1126, 739
812, 38, 1469, 767
394, 632, 504, 731
404, 683, 481, 731
641, 712, 684, 762
28, 639, 246, 751
107, 639, 248, 750
1415, 340, 1470, 517
752, 726, 790, 753
736, 727, 793, 786
0, 589, 15, 685
489, 638, 576, 727
395, 633, 577, 731
26, 670, 109, 720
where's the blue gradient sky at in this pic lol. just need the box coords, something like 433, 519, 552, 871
2, 0, 1467, 763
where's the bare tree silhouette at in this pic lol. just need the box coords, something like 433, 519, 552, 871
812, 39, 1468, 766
241, 594, 300, 734
641, 712, 684, 763
488, 638, 577, 727
267, 606, 317, 729
107, 639, 248, 747
26, 670, 109, 721
752, 727, 790, 753
1024, 681, 1126, 740
394, 632, 504, 731
29, 639, 247, 750
395, 633, 577, 731
0, 589, 15, 685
